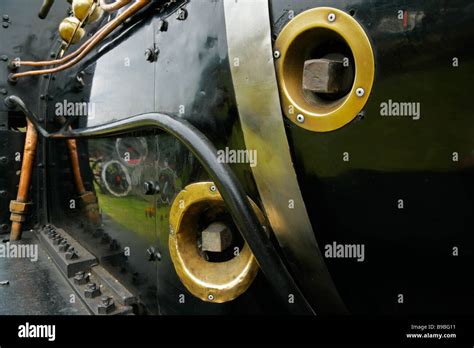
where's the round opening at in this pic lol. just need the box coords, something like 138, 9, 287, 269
178, 200, 245, 264
283, 27, 355, 114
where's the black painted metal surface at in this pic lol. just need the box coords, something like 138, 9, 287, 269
270, 0, 474, 314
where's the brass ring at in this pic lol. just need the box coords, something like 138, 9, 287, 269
275, 7, 375, 132
169, 182, 265, 303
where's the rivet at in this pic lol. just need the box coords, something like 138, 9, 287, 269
355, 87, 365, 97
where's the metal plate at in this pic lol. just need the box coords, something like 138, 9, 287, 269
223, 0, 346, 314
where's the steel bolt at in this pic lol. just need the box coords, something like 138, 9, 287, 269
328, 13, 336, 22
58, 240, 70, 252
296, 114, 305, 123
73, 271, 89, 285
210, 185, 217, 192
0, 89, 7, 96
208, 294, 214, 301
98, 296, 115, 314
65, 248, 79, 260
273, 50, 281, 59
158, 20, 168, 32
0, 55, 8, 61
3, 15, 9, 21
84, 282, 100, 298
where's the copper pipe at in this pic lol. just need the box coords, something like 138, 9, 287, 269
67, 139, 86, 194
100, 0, 132, 12
21, 5, 112, 67
10, 120, 38, 241
11, 0, 148, 79
67, 138, 101, 224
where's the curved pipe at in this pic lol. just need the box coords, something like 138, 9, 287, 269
100, 0, 132, 12
11, 1, 149, 79
20, 21, 112, 67
5, 95, 315, 315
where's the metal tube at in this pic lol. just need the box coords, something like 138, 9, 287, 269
9, 119, 38, 241
67, 139, 86, 194
38, 0, 56, 19
20, 22, 111, 67
11, 1, 149, 79
100, 0, 132, 12
6, 95, 315, 315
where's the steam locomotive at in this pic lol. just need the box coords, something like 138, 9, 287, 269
0, 0, 473, 316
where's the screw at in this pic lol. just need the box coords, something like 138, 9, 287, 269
65, 248, 79, 260
58, 240, 70, 252
296, 114, 305, 123
210, 185, 217, 192
144, 48, 154, 62
0, 89, 7, 96
147, 247, 156, 261
2, 23, 8, 28
84, 282, 100, 298
0, 55, 7, 61
328, 13, 336, 22
208, 294, 214, 301
73, 271, 89, 285
3, 15, 9, 21
158, 20, 168, 32
273, 50, 281, 59
356, 87, 365, 97
98, 296, 115, 314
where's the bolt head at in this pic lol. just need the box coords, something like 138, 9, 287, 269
208, 294, 214, 301
328, 13, 336, 22
210, 185, 217, 192
296, 114, 305, 123
355, 87, 365, 97
273, 50, 281, 59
